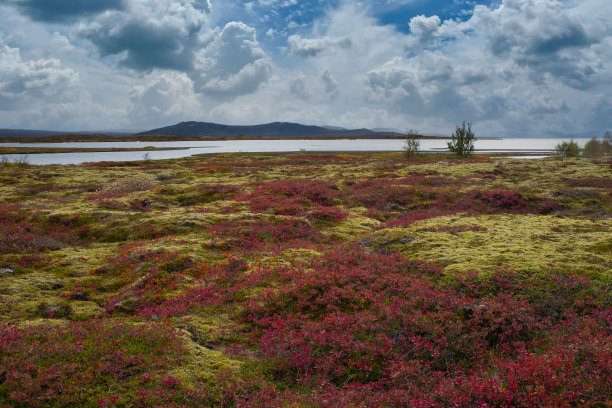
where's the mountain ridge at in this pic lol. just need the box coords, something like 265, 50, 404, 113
136, 121, 403, 138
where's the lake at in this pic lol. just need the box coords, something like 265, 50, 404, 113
0, 138, 591, 165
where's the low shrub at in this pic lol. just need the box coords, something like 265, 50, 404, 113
0, 320, 186, 406
208, 217, 325, 251
554, 139, 581, 157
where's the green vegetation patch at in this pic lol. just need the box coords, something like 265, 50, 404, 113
364, 214, 612, 278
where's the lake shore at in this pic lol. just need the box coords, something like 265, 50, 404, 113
0, 137, 586, 164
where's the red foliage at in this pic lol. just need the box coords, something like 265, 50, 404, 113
208, 217, 326, 251
217, 247, 609, 407
0, 320, 185, 406
237, 179, 347, 221
564, 177, 612, 189
0, 204, 82, 254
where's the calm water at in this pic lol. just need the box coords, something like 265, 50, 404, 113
0, 138, 590, 165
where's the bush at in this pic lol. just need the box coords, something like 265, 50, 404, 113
403, 129, 421, 159
0, 320, 186, 406
582, 132, 612, 157
447, 121, 475, 156
554, 139, 581, 157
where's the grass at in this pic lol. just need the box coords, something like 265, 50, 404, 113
0, 152, 610, 407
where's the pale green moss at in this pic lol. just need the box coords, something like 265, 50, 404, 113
364, 214, 611, 279
325, 212, 380, 241
70, 300, 102, 320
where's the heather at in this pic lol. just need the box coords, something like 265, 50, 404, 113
0, 153, 610, 407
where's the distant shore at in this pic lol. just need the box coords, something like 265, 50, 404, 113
0, 146, 189, 154
0, 134, 452, 143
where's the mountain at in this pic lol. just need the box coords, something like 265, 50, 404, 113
137, 121, 403, 138
0, 129, 135, 138
321, 125, 348, 131
0, 129, 68, 138
372, 127, 403, 133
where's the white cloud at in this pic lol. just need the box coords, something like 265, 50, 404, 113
128, 71, 203, 127
0, 38, 126, 130
288, 35, 352, 57
76, 0, 212, 71
193, 21, 272, 98
0, 41, 80, 110
0, 0, 611, 136
407, 15, 441, 49
321, 69, 339, 99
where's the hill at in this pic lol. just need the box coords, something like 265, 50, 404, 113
137, 121, 403, 138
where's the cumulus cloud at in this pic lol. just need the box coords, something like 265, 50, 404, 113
357, 0, 612, 134
8, 0, 124, 23
76, 0, 212, 71
0, 41, 80, 110
289, 75, 309, 100
128, 71, 203, 126
407, 15, 442, 49
1, 0, 611, 136
288, 35, 352, 57
0, 38, 117, 130
321, 69, 339, 99
193, 22, 271, 97
470, 0, 603, 89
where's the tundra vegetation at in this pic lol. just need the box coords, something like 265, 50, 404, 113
0, 151, 610, 407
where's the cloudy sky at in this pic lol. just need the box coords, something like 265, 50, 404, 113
0, 0, 610, 137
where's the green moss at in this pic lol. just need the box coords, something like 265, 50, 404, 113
325, 212, 380, 241
364, 214, 611, 279
70, 301, 102, 320
169, 316, 244, 388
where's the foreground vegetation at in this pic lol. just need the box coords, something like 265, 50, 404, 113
0, 152, 610, 407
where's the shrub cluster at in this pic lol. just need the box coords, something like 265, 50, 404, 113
582, 132, 612, 158
237, 179, 347, 221
554, 139, 582, 157
0, 320, 185, 406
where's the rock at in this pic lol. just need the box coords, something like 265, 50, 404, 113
551, 189, 599, 198
129, 276, 149, 290
384, 203, 406, 211
71, 291, 88, 301
0, 266, 17, 278
37, 302, 72, 319
462, 303, 489, 319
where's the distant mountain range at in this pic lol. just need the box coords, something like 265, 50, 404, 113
0, 122, 607, 140
0, 129, 134, 138
136, 121, 403, 138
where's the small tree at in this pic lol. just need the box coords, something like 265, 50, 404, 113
555, 139, 581, 157
581, 131, 612, 158
403, 129, 421, 159
582, 137, 601, 158
604, 130, 612, 150
447, 121, 475, 156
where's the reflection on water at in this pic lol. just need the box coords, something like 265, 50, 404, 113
0, 138, 589, 165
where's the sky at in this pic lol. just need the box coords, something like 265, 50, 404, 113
0, 0, 611, 137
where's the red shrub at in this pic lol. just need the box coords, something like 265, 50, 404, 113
0, 320, 185, 406
236, 179, 347, 221
208, 217, 325, 251
565, 177, 612, 189
0, 204, 82, 254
